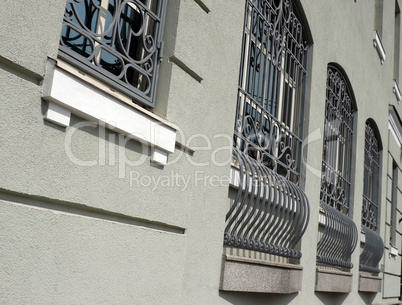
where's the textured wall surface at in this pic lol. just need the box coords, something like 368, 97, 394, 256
0, 0, 401, 304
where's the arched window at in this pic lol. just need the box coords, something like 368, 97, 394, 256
362, 121, 381, 230
224, 0, 311, 260
320, 65, 355, 215
316, 65, 358, 269
360, 120, 384, 274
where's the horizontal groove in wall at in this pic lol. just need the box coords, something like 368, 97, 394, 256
0, 55, 43, 85
0, 188, 185, 235
194, 0, 210, 13
169, 55, 203, 83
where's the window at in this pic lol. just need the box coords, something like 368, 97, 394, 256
373, 0, 386, 64
393, 1, 402, 102
362, 121, 381, 231
59, 0, 166, 108
374, 0, 384, 38
360, 120, 384, 274
316, 65, 358, 270
42, 0, 175, 166
390, 161, 398, 245
320, 65, 355, 215
233, 0, 308, 185
394, 0, 401, 82
224, 0, 310, 261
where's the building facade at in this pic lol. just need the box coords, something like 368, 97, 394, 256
1, 0, 402, 304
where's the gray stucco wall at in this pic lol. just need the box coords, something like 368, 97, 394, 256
0, 0, 401, 304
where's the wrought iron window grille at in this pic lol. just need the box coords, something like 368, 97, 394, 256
316, 65, 358, 270
225, 0, 310, 260
320, 66, 355, 215
361, 122, 381, 231
359, 121, 383, 273
233, 0, 308, 185
59, 0, 166, 108
390, 162, 398, 244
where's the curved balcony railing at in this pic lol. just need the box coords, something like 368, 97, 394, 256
359, 225, 384, 273
223, 148, 310, 259
317, 203, 358, 269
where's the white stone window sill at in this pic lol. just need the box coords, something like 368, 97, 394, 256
373, 31, 386, 64
41, 59, 177, 166
393, 79, 401, 104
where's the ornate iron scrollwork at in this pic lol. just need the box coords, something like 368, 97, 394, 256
234, 0, 308, 184
361, 121, 381, 230
359, 121, 383, 273
59, 0, 165, 107
320, 66, 355, 215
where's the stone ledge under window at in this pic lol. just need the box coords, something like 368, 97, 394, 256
359, 273, 382, 292
220, 254, 303, 294
41, 59, 177, 166
315, 268, 353, 293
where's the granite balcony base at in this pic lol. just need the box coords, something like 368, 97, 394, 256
315, 268, 353, 293
359, 273, 382, 292
220, 254, 303, 294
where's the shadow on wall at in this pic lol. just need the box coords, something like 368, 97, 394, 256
315, 292, 350, 305
219, 291, 298, 305
358, 291, 377, 305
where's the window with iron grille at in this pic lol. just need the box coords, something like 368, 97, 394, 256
359, 120, 384, 274
233, 0, 308, 185
59, 0, 166, 108
362, 121, 381, 231
320, 65, 355, 215
316, 65, 358, 269
390, 161, 398, 244
224, 0, 310, 260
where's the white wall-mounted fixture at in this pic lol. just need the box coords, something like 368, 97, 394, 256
373, 31, 386, 64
